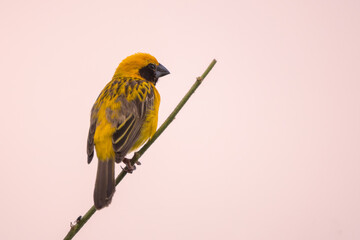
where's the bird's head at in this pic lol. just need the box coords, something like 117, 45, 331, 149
113, 53, 170, 84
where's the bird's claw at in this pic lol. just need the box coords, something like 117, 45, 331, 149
122, 158, 136, 173
124, 165, 136, 173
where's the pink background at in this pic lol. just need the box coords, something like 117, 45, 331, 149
1, 0, 360, 239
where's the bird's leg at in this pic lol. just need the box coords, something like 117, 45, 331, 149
122, 158, 136, 173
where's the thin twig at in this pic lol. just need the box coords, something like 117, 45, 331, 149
64, 59, 217, 240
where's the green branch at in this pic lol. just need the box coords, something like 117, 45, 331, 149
64, 59, 217, 240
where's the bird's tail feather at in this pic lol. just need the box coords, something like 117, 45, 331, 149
94, 159, 115, 209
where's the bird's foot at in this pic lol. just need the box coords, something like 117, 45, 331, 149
122, 158, 136, 173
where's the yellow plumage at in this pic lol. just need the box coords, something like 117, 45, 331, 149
92, 78, 160, 160
87, 53, 169, 209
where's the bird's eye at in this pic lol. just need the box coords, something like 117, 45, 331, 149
149, 64, 156, 70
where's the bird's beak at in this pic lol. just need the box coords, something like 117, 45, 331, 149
156, 63, 170, 79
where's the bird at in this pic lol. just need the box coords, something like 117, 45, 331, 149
87, 53, 170, 209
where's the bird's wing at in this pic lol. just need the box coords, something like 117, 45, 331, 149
87, 106, 98, 164
111, 80, 155, 161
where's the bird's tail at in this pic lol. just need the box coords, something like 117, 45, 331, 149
94, 159, 115, 209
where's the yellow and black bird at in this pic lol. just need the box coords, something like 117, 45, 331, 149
87, 53, 170, 209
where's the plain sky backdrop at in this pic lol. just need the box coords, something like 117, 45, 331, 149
1, 0, 360, 239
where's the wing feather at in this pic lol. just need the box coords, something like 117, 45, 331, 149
113, 115, 136, 149
87, 115, 97, 164
111, 80, 155, 161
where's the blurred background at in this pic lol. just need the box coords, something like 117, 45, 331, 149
1, 0, 359, 239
